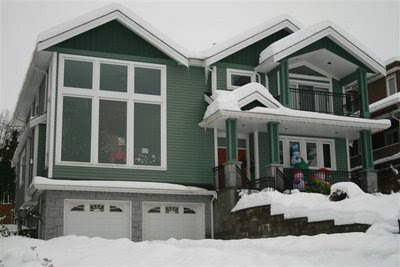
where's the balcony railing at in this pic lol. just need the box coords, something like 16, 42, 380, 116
289, 88, 359, 117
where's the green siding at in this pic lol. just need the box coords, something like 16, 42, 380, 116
50, 20, 170, 60
258, 132, 269, 177
215, 63, 254, 90
267, 68, 279, 96
334, 138, 348, 171
220, 30, 291, 66
37, 124, 47, 177
52, 49, 214, 187
285, 37, 372, 73
259, 73, 266, 86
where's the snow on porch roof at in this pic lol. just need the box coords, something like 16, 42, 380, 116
29, 177, 216, 197
199, 83, 391, 140
258, 21, 386, 75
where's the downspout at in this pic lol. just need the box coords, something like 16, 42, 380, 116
210, 193, 217, 239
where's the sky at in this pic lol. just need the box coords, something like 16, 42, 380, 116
0, 0, 399, 115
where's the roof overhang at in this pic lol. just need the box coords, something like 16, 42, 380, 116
199, 109, 391, 141
202, 16, 301, 67
28, 177, 217, 197
256, 21, 386, 76
37, 4, 191, 67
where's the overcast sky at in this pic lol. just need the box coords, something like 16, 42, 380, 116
1, 0, 399, 114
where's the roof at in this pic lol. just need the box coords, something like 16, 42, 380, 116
29, 176, 216, 196
258, 21, 386, 75
370, 92, 400, 114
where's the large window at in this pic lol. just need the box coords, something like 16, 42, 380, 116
280, 136, 336, 169
57, 55, 166, 169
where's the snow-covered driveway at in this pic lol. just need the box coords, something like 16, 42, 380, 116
1, 231, 399, 267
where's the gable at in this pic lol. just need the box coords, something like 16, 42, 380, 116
219, 29, 291, 66
289, 65, 326, 77
48, 20, 170, 60
284, 37, 373, 73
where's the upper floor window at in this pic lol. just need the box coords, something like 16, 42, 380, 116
386, 75, 397, 96
226, 69, 256, 90
57, 54, 166, 169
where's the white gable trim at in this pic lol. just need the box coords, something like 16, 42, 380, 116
204, 20, 300, 67
37, 9, 190, 67
237, 91, 280, 109
259, 22, 386, 76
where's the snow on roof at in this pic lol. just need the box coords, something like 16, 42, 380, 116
385, 56, 400, 66
232, 184, 399, 227
202, 83, 391, 133
198, 15, 301, 63
30, 176, 215, 196
259, 21, 386, 75
370, 92, 400, 113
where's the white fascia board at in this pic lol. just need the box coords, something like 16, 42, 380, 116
37, 10, 190, 67
29, 178, 216, 197
11, 125, 31, 167
259, 22, 386, 76
204, 20, 299, 67
29, 113, 47, 128
199, 109, 391, 133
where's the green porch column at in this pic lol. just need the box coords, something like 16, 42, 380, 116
357, 68, 370, 119
279, 59, 290, 107
360, 129, 374, 170
267, 122, 280, 164
225, 118, 238, 161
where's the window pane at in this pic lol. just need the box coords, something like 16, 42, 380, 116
217, 137, 226, 147
306, 142, 318, 167
64, 60, 93, 89
135, 67, 161, 95
387, 77, 396, 95
134, 103, 161, 166
323, 144, 332, 168
231, 74, 251, 87
98, 100, 127, 164
61, 97, 92, 162
289, 141, 301, 166
100, 63, 127, 92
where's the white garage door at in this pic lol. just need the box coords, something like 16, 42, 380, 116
64, 200, 131, 239
143, 202, 205, 241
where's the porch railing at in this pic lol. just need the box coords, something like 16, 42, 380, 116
289, 88, 359, 117
282, 168, 352, 191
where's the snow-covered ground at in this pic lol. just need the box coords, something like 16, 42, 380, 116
0, 232, 399, 267
232, 183, 400, 228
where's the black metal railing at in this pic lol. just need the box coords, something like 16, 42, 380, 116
283, 168, 352, 191
289, 88, 359, 117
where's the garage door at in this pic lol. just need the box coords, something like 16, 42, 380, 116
143, 202, 205, 241
64, 200, 131, 239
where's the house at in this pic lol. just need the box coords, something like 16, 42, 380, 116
11, 4, 390, 241
349, 57, 400, 188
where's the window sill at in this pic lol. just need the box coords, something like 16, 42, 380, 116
55, 161, 167, 171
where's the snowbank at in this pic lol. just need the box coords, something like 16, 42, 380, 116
232, 183, 400, 227
330, 182, 364, 198
0, 234, 398, 267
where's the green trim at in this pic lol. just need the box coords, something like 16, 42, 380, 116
360, 130, 374, 170
267, 122, 280, 164
226, 118, 238, 161
279, 59, 290, 107
358, 68, 370, 118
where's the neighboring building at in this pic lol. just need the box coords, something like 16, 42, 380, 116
11, 5, 390, 241
349, 58, 400, 184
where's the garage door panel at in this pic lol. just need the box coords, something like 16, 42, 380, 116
143, 202, 205, 241
64, 200, 131, 239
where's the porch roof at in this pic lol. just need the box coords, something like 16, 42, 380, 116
199, 83, 391, 141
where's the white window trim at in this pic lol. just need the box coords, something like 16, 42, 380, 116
226, 68, 256, 90
279, 135, 336, 170
56, 54, 167, 170
386, 74, 397, 96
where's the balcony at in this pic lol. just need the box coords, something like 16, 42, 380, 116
288, 88, 360, 117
